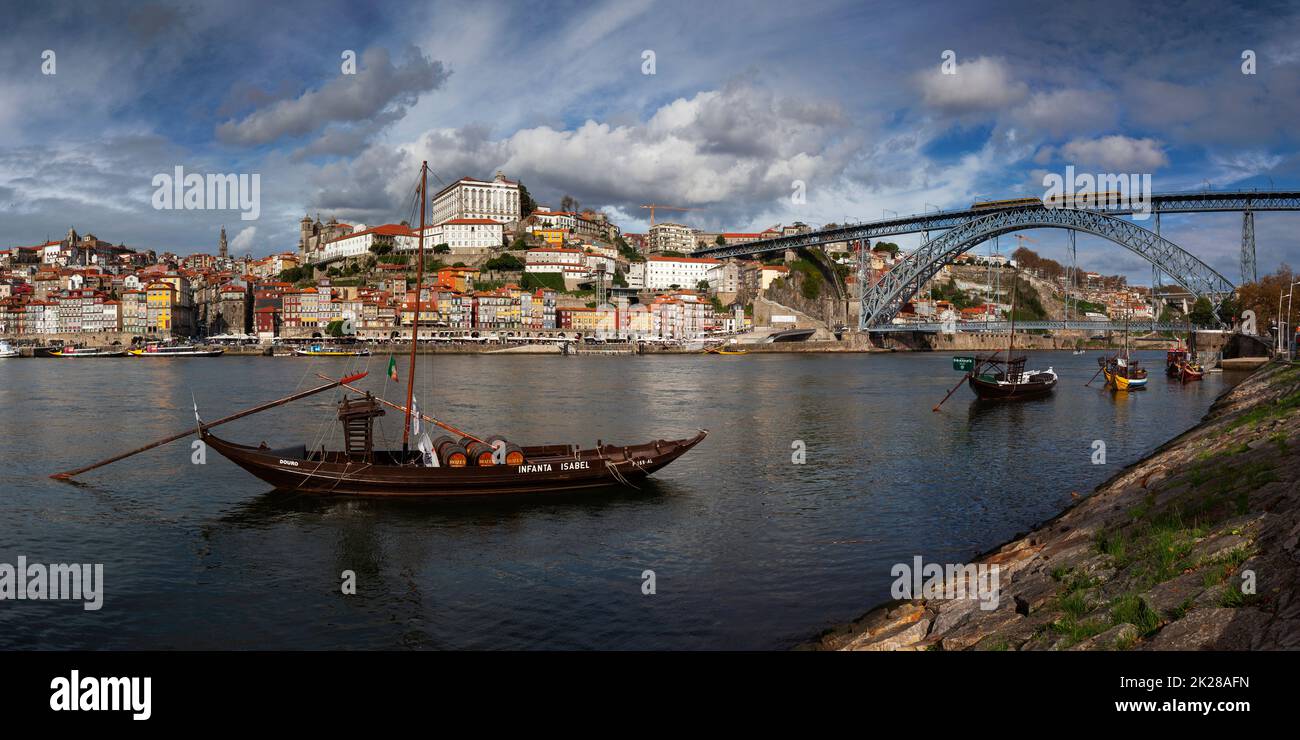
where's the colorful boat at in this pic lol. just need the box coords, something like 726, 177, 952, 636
48, 346, 127, 358
1101, 356, 1148, 390
129, 343, 224, 357
1165, 343, 1204, 383
293, 344, 371, 357
704, 346, 749, 355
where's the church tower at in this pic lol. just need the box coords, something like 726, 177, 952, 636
218, 226, 228, 259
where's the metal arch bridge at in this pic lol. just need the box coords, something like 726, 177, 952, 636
689, 188, 1300, 331
861, 207, 1235, 328
692, 189, 1300, 260
870, 320, 1208, 334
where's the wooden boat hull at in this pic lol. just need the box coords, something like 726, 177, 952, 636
202, 428, 707, 497
129, 348, 225, 357
49, 349, 127, 357
967, 373, 1056, 401
1104, 369, 1148, 390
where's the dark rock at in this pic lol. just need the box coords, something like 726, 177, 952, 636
1140, 607, 1271, 650
1141, 571, 1205, 619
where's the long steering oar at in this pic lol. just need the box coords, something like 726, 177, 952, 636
317, 373, 488, 445
933, 372, 970, 412
51, 371, 368, 480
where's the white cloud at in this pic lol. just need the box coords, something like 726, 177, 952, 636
1058, 135, 1169, 171
229, 226, 257, 254
917, 56, 1028, 116
217, 47, 448, 149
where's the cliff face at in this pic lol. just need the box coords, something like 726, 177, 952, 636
810, 363, 1300, 650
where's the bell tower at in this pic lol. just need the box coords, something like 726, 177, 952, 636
218, 225, 228, 259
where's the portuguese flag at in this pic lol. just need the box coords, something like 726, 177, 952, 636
388, 355, 398, 382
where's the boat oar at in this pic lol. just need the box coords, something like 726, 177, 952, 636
317, 373, 488, 445
933, 372, 970, 412
1084, 364, 1105, 387
50, 371, 369, 480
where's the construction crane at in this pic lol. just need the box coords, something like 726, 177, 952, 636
1010, 233, 1038, 251
640, 204, 699, 227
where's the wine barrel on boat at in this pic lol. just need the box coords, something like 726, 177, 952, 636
465, 441, 496, 466
487, 435, 525, 465
431, 435, 469, 467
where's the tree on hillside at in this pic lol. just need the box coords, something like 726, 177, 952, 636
1234, 265, 1294, 328
518, 182, 537, 218
1189, 297, 1216, 326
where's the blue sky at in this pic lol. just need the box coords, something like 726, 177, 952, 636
2, 0, 1299, 283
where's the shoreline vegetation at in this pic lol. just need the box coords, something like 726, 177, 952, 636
805, 362, 1300, 651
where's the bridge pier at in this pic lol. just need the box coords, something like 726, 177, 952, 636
1242, 209, 1257, 284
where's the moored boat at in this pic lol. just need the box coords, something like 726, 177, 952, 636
964, 265, 1056, 402
0, 341, 18, 358
293, 344, 371, 357
129, 342, 224, 357
48, 346, 127, 358
967, 354, 1058, 400
1101, 355, 1148, 390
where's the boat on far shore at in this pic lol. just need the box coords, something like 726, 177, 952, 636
0, 341, 19, 358
293, 344, 371, 357
48, 346, 127, 358
129, 342, 224, 357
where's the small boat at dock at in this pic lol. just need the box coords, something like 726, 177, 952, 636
48, 346, 127, 358
129, 342, 224, 357
293, 344, 371, 357
0, 341, 18, 358
1165, 344, 1204, 383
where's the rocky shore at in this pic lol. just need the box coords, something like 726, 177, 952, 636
809, 362, 1300, 650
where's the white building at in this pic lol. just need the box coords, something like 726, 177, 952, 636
432, 171, 521, 226
525, 247, 586, 267
421, 218, 504, 253
320, 224, 416, 263
644, 255, 721, 291
648, 222, 695, 255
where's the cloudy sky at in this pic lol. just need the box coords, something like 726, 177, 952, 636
2, 0, 1299, 282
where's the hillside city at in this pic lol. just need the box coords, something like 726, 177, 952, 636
0, 170, 1181, 345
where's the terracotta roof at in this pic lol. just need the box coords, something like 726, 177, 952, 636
324, 223, 414, 244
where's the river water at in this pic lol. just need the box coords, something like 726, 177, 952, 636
0, 351, 1242, 649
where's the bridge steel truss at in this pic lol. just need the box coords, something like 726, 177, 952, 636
859, 207, 1235, 329
870, 320, 1208, 334
693, 190, 1300, 261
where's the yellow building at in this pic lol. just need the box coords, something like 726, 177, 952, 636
534, 228, 566, 246
145, 282, 176, 332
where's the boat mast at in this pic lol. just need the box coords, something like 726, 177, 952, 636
1007, 263, 1017, 358
402, 161, 428, 454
